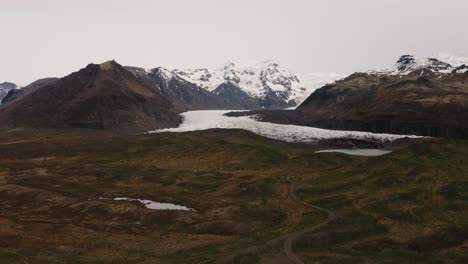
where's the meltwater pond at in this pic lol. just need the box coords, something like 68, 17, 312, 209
314, 149, 392, 156
99, 197, 196, 211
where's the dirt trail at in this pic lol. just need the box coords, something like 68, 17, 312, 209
283, 175, 336, 264
218, 159, 336, 264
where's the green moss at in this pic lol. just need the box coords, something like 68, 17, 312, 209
373, 250, 439, 264
440, 181, 468, 202
233, 253, 260, 264
409, 224, 468, 251
367, 201, 418, 222
294, 210, 387, 251
300, 209, 328, 227
260, 178, 276, 205
158, 245, 218, 264
0, 251, 22, 263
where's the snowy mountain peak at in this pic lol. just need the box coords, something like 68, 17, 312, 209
173, 61, 315, 101
260, 62, 300, 92
0, 82, 19, 103
174, 60, 343, 104
173, 68, 215, 89
395, 55, 452, 74
369, 54, 468, 76
128, 61, 342, 107
153, 67, 174, 81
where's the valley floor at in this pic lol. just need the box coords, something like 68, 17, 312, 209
0, 128, 467, 263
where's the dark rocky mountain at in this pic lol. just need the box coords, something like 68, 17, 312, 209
211, 82, 259, 109
232, 55, 468, 139
0, 82, 18, 102
0, 61, 181, 133
125, 66, 228, 111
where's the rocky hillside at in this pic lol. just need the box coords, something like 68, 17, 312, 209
298, 55, 468, 138
0, 82, 18, 102
0, 61, 181, 133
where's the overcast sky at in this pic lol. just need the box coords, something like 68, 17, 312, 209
1, 0, 468, 85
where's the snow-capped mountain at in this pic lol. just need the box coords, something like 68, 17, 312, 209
174, 61, 314, 104
369, 54, 468, 76
296, 73, 346, 103
127, 61, 343, 110
0, 82, 18, 103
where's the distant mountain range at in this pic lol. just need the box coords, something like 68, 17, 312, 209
2, 54, 468, 138
233, 55, 468, 139
0, 60, 340, 132
125, 61, 341, 110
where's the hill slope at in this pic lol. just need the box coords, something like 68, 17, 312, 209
0, 61, 181, 133
0, 129, 466, 263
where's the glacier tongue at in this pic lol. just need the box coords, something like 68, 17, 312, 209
149, 110, 420, 143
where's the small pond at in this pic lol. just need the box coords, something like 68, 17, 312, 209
314, 149, 392, 156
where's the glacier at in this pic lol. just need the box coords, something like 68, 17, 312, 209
149, 110, 421, 143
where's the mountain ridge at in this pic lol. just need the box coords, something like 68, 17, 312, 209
0, 61, 181, 133
126, 61, 342, 109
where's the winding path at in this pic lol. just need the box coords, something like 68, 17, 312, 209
283, 175, 336, 264
218, 159, 336, 264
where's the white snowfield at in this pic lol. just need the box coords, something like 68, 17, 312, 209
100, 197, 196, 211
149, 110, 420, 143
